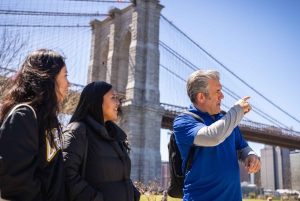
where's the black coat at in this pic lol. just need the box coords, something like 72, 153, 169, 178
62, 115, 140, 201
0, 105, 65, 201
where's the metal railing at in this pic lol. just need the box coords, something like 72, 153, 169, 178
239, 119, 300, 139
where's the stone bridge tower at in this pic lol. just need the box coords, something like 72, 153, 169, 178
87, 0, 164, 184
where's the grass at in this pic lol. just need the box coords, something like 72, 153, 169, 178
243, 200, 280, 201
244, 199, 282, 201
243, 200, 265, 201
140, 196, 280, 201
140, 195, 180, 201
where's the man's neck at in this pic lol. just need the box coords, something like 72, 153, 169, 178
192, 103, 218, 117
192, 103, 207, 114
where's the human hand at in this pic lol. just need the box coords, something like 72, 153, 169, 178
245, 155, 261, 174
235, 96, 252, 114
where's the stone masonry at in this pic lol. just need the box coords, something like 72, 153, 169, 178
87, 0, 165, 184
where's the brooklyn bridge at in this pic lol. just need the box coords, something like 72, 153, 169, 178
1, 0, 299, 183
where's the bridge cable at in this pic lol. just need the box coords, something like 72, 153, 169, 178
159, 42, 287, 128
219, 87, 285, 127
160, 63, 284, 128
221, 88, 284, 128
0, 10, 109, 17
160, 64, 286, 128
160, 14, 300, 124
60, 0, 131, 3
160, 42, 286, 128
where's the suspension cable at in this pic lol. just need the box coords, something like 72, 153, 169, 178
160, 14, 300, 124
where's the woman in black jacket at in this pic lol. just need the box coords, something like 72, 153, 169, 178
62, 81, 140, 201
0, 49, 71, 200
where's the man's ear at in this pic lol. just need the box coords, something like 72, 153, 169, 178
196, 92, 205, 103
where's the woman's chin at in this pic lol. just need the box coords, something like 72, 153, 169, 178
57, 98, 64, 102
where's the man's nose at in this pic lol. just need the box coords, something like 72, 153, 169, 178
219, 91, 224, 99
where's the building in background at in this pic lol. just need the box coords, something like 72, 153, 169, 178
161, 161, 170, 189
239, 162, 250, 182
260, 146, 291, 190
290, 151, 300, 190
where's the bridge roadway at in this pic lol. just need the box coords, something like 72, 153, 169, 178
161, 103, 300, 150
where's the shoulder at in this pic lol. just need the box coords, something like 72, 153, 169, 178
62, 122, 87, 152
0, 105, 38, 142
12, 104, 36, 117
66, 122, 86, 132
173, 113, 205, 139
63, 122, 87, 141
4, 105, 37, 125
173, 113, 201, 128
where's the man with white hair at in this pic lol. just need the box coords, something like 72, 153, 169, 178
173, 70, 261, 201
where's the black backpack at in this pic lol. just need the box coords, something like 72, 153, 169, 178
167, 111, 204, 198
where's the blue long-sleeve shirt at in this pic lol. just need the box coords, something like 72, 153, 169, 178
173, 104, 248, 201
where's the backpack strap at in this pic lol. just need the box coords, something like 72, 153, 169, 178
182, 111, 203, 123
78, 122, 88, 180
82, 137, 88, 180
181, 111, 204, 172
1, 104, 37, 131
8, 104, 37, 119
185, 147, 195, 172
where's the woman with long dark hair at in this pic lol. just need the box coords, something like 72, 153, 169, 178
0, 49, 71, 200
62, 81, 140, 201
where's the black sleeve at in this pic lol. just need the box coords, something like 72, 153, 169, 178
132, 180, 141, 201
62, 122, 103, 201
0, 107, 43, 201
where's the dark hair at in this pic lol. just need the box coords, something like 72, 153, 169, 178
70, 81, 112, 126
70, 81, 130, 152
0, 49, 66, 147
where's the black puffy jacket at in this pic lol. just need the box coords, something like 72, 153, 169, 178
62, 115, 140, 201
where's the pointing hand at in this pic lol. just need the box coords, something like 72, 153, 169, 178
235, 96, 252, 114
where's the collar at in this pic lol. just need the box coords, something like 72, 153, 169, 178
84, 115, 127, 141
188, 104, 223, 121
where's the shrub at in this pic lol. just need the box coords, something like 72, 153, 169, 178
249, 192, 256, 199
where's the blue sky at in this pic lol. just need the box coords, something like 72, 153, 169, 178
159, 0, 300, 160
